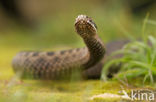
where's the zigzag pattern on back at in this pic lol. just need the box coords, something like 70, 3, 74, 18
12, 15, 105, 79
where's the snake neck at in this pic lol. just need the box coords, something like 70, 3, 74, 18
82, 34, 105, 69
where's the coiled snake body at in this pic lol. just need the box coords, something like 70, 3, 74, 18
12, 15, 106, 79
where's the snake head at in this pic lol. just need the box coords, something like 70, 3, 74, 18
75, 15, 97, 38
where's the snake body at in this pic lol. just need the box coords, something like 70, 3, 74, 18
12, 15, 105, 79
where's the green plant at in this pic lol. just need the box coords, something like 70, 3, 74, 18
101, 14, 156, 84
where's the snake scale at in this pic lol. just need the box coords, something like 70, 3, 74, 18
12, 15, 128, 79
12, 15, 106, 79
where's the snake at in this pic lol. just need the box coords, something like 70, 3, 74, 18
12, 15, 129, 79
12, 15, 106, 79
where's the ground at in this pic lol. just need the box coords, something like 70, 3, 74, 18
0, 42, 155, 102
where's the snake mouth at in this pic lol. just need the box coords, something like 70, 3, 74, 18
75, 15, 97, 37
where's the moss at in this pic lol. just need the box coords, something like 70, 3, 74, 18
0, 42, 155, 102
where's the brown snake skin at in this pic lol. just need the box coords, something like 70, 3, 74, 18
12, 15, 106, 79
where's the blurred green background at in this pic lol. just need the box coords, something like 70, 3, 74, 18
0, 0, 156, 101
0, 0, 156, 49
0, 0, 156, 86
0, 0, 156, 83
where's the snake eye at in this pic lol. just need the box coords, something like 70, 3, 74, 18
89, 19, 97, 29
86, 16, 89, 18
93, 22, 97, 29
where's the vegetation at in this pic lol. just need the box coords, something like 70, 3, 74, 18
102, 15, 156, 85
0, 0, 156, 102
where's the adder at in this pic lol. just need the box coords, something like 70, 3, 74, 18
12, 15, 127, 79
